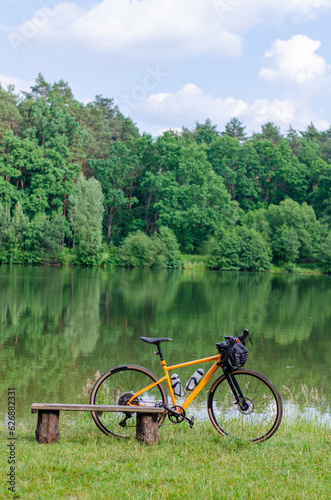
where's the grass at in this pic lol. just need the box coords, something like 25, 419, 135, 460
175, 255, 326, 274
270, 263, 323, 275
62, 249, 327, 275
181, 254, 208, 270
1, 413, 330, 499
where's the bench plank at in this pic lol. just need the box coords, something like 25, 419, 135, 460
32, 403, 165, 445
31, 403, 165, 414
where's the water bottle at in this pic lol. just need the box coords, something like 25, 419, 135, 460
185, 368, 204, 391
171, 373, 184, 397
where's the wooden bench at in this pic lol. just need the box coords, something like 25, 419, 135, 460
31, 403, 165, 445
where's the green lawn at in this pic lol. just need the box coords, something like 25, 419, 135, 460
1, 414, 330, 499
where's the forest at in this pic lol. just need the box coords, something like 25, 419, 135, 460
1, 74, 331, 271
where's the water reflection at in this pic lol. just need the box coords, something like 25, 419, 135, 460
0, 266, 330, 420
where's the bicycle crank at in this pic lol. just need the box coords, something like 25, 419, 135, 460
165, 405, 195, 428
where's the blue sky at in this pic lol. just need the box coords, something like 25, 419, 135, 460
1, 0, 331, 137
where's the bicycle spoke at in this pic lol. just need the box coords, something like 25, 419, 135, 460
90, 365, 167, 438
208, 369, 282, 442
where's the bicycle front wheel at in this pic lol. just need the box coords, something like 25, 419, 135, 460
90, 365, 167, 438
207, 369, 282, 443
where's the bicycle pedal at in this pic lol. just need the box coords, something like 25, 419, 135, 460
185, 416, 194, 428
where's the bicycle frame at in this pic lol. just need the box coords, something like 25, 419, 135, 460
128, 353, 221, 410
91, 330, 283, 442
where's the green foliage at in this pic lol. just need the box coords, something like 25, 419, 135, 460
272, 224, 300, 263
251, 139, 308, 205
0, 129, 80, 217
1, 74, 331, 269
22, 210, 69, 264
77, 94, 139, 160
68, 174, 104, 265
224, 117, 247, 142
320, 232, 331, 273
0, 202, 69, 264
241, 208, 270, 242
0, 84, 22, 145
22, 213, 50, 264
119, 227, 182, 269
310, 166, 331, 225
193, 118, 220, 145
0, 202, 28, 263
101, 245, 122, 268
91, 140, 140, 244
253, 121, 282, 145
119, 230, 166, 268
157, 226, 182, 268
207, 226, 271, 271
266, 199, 324, 263
143, 135, 233, 253
207, 135, 241, 194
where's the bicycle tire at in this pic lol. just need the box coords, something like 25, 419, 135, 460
90, 364, 167, 438
207, 369, 283, 443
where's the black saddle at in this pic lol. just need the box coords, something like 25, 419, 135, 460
140, 337, 172, 345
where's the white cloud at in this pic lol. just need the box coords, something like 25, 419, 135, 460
220, 0, 331, 32
7, 2, 83, 53
248, 98, 296, 127
9, 0, 243, 58
141, 83, 248, 120
260, 35, 327, 83
131, 83, 329, 135
8, 0, 331, 57
0, 73, 33, 93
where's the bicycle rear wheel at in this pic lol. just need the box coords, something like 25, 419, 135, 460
207, 369, 282, 442
90, 365, 167, 438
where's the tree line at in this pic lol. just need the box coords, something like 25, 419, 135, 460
1, 74, 331, 271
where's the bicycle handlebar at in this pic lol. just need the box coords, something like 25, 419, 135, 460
215, 329, 253, 367
216, 329, 253, 352
238, 328, 252, 345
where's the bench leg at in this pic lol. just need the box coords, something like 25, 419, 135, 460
136, 413, 160, 445
35, 410, 60, 444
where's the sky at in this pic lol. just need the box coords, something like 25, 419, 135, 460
1, 0, 331, 137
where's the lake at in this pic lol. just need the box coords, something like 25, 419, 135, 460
1, 266, 330, 423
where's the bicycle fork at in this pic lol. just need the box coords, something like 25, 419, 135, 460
223, 368, 251, 412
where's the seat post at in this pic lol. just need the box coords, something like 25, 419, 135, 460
155, 343, 164, 361
140, 336, 171, 358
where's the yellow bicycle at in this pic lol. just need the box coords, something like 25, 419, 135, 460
90, 330, 283, 443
